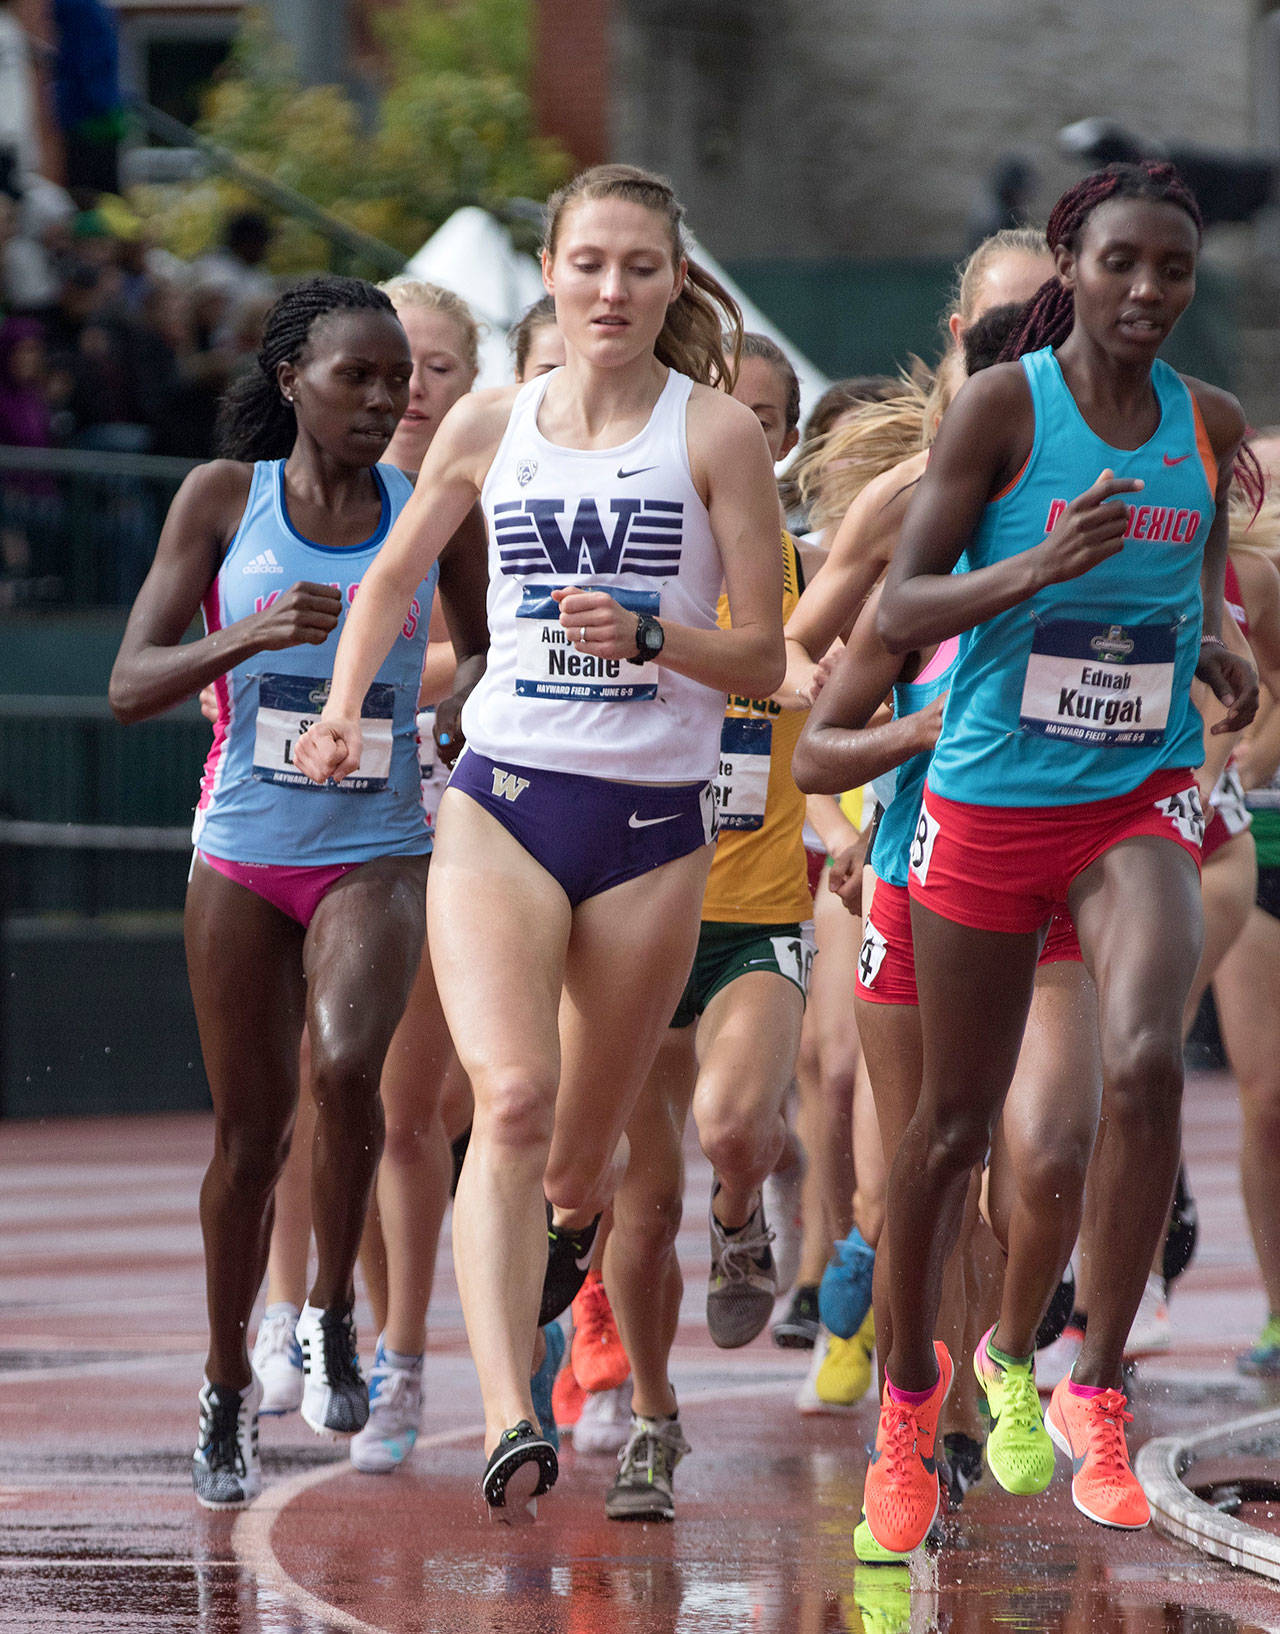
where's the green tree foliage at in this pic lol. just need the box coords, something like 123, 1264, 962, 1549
130, 1, 571, 275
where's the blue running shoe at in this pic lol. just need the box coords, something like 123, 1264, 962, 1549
531, 1321, 565, 1450
819, 1227, 875, 1340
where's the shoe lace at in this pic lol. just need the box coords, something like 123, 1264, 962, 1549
203, 1391, 245, 1476
716, 1220, 775, 1283
368, 1364, 414, 1417
1081, 1389, 1134, 1477
319, 1307, 363, 1390
617, 1419, 687, 1483
1000, 1365, 1044, 1434
878, 1403, 920, 1482
256, 1312, 296, 1359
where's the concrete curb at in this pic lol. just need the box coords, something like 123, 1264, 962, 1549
1136, 1404, 1280, 1582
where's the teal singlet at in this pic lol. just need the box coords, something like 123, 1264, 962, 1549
927, 347, 1215, 808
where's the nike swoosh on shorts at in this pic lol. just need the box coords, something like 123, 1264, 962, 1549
628, 812, 680, 828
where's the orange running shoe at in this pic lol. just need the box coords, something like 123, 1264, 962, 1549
1045, 1378, 1149, 1529
570, 1271, 632, 1394
551, 1360, 586, 1432
863, 1340, 953, 1555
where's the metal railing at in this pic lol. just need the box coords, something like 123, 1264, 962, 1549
0, 445, 198, 607
0, 693, 207, 916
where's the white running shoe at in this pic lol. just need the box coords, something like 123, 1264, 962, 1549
251, 1302, 303, 1416
573, 1381, 634, 1456
1036, 1323, 1085, 1397
192, 1373, 262, 1509
763, 1156, 806, 1297
296, 1301, 368, 1438
1124, 1273, 1171, 1357
350, 1338, 423, 1473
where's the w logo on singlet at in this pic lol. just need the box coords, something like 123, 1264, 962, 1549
493, 498, 683, 578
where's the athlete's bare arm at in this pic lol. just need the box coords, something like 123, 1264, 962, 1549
877, 365, 1141, 654
109, 461, 342, 723
786, 451, 926, 667
295, 390, 515, 782
793, 584, 940, 795
433, 501, 491, 761
1188, 379, 1257, 734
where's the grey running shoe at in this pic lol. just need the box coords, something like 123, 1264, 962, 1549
192, 1374, 262, 1509
706, 1189, 776, 1348
605, 1412, 690, 1522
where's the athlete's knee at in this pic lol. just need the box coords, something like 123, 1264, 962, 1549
380, 1111, 444, 1171
1016, 1141, 1089, 1214
472, 1068, 557, 1153
615, 1174, 684, 1262
210, 1118, 290, 1200
1102, 1027, 1183, 1123
918, 1102, 992, 1183
697, 1102, 777, 1187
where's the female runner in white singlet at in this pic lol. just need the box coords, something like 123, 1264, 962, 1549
294, 164, 785, 1519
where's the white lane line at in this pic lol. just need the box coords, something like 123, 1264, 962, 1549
233, 1376, 801, 1634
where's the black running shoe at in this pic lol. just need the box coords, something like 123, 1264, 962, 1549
772, 1282, 820, 1349
1035, 1263, 1076, 1351
296, 1301, 368, 1437
941, 1430, 984, 1512
540, 1204, 601, 1325
483, 1419, 558, 1521
192, 1375, 261, 1509
1163, 1161, 1199, 1286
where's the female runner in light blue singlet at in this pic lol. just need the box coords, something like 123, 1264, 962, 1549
110, 277, 444, 1512
862, 162, 1259, 1552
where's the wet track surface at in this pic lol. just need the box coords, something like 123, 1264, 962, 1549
3, 1071, 1280, 1632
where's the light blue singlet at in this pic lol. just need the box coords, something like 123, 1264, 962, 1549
193, 459, 437, 866
927, 347, 1215, 808
870, 637, 961, 888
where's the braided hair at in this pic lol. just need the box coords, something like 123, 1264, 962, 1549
995, 162, 1202, 364
215, 275, 399, 462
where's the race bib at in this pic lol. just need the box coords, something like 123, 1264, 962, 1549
253, 674, 394, 792
770, 923, 817, 994
1019, 620, 1175, 747
514, 585, 660, 701
713, 717, 772, 831
908, 799, 941, 886
857, 917, 889, 990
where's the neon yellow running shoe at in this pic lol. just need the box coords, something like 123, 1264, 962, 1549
854, 1511, 910, 1563
973, 1323, 1054, 1495
846, 1561, 911, 1634
817, 1309, 875, 1406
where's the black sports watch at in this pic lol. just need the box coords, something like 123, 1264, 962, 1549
628, 612, 665, 665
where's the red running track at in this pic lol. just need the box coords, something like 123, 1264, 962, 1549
3, 1069, 1280, 1632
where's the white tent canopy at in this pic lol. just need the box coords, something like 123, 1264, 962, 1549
402, 207, 832, 434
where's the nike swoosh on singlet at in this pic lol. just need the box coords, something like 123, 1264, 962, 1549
1163, 453, 1191, 465
617, 465, 658, 479
628, 812, 681, 828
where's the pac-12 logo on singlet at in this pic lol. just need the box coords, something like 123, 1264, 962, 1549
492, 498, 683, 578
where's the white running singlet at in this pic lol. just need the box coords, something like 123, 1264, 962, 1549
464, 367, 725, 782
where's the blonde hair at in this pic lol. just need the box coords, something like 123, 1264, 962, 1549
377, 278, 481, 378
798, 228, 1051, 529
543, 163, 742, 388
1229, 478, 1280, 554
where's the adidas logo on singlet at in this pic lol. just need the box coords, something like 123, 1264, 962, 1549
244, 549, 284, 574
493, 498, 683, 578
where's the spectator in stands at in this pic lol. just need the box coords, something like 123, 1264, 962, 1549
190, 211, 277, 329
0, 314, 61, 598
52, 0, 126, 201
